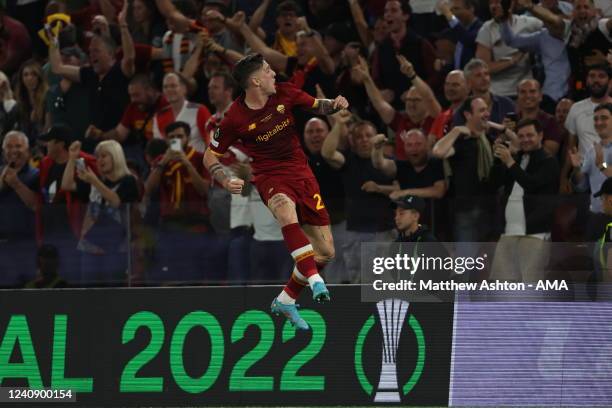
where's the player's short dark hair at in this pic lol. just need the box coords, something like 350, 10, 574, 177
233, 53, 264, 91
210, 70, 237, 92
594, 103, 612, 115
165, 121, 191, 136
516, 118, 542, 133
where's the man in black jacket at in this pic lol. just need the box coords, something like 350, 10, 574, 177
393, 195, 452, 298
395, 195, 437, 243
489, 118, 560, 282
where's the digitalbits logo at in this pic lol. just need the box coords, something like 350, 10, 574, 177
354, 299, 425, 403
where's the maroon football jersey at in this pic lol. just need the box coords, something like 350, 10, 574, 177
209, 82, 317, 182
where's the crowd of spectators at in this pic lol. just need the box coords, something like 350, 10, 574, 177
2, 0, 612, 287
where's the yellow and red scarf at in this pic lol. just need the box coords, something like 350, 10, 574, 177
163, 148, 196, 210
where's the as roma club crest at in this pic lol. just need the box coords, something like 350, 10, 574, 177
276, 104, 285, 114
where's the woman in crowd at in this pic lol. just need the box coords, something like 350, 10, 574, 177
129, 0, 166, 47
14, 59, 48, 143
62, 140, 139, 285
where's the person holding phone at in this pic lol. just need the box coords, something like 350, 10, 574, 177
144, 121, 212, 283
62, 139, 139, 284
489, 118, 560, 282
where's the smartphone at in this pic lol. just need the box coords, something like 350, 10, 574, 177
170, 138, 182, 152
75, 158, 85, 171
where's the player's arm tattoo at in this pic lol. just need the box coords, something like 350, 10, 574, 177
311, 99, 342, 115
208, 162, 229, 186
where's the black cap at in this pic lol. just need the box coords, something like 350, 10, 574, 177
594, 177, 612, 197
39, 124, 75, 145
392, 195, 426, 213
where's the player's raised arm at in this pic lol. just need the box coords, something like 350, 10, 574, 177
310, 95, 350, 116
203, 148, 244, 194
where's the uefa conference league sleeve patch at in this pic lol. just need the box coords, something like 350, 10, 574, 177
211, 128, 220, 148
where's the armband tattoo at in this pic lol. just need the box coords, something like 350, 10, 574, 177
209, 163, 229, 185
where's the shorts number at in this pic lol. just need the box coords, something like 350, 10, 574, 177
313, 194, 325, 210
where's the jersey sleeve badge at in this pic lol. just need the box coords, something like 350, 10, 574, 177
211, 128, 220, 148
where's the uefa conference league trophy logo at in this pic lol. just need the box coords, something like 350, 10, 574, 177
374, 298, 409, 403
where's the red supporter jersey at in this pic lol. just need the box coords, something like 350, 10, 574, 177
429, 108, 454, 141
209, 82, 317, 182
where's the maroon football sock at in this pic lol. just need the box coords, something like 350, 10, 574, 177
283, 271, 307, 299
281, 223, 318, 278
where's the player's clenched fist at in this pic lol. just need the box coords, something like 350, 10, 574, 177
225, 177, 244, 194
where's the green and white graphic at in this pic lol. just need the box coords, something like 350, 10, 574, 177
376, 299, 408, 402
354, 299, 425, 403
